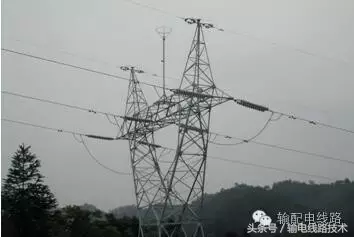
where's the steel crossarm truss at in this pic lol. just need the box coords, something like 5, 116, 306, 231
119, 92, 230, 139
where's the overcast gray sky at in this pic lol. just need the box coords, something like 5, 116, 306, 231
2, 0, 354, 211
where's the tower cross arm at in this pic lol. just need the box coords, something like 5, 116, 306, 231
118, 90, 232, 139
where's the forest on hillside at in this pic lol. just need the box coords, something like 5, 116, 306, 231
111, 180, 354, 237
200, 180, 353, 236
2, 144, 353, 237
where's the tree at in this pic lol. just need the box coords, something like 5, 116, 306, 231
2, 144, 57, 237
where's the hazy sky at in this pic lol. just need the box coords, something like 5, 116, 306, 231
2, 0, 354, 211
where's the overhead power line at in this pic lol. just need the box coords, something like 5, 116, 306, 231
1, 118, 118, 141
208, 155, 335, 181
2, 118, 85, 136
3, 48, 354, 135
2, 91, 123, 119
120, 0, 352, 66
209, 112, 274, 146
4, 37, 184, 85
121, 0, 184, 19
73, 134, 131, 175
219, 29, 352, 66
210, 131, 354, 166
231, 98, 354, 135
7, 38, 351, 134
252, 140, 354, 165
4, 36, 178, 85
4, 37, 122, 69
271, 110, 354, 135
1, 47, 207, 98
2, 118, 335, 180
2, 118, 130, 175
1, 48, 164, 90
3, 90, 353, 165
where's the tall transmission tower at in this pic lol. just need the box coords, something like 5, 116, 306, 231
119, 19, 232, 237
120, 65, 174, 237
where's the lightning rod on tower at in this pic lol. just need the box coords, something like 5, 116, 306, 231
156, 26, 172, 98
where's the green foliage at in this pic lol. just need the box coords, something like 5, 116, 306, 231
2, 144, 57, 237
47, 205, 139, 237
200, 180, 354, 237
2, 144, 354, 237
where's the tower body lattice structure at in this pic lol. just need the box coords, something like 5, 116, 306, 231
121, 66, 172, 237
120, 19, 231, 237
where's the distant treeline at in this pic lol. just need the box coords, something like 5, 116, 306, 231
112, 179, 354, 237
2, 144, 353, 237
201, 179, 354, 237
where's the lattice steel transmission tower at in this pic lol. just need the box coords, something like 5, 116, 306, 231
120, 65, 173, 237
119, 19, 232, 237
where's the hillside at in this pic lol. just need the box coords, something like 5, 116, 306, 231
114, 179, 354, 236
